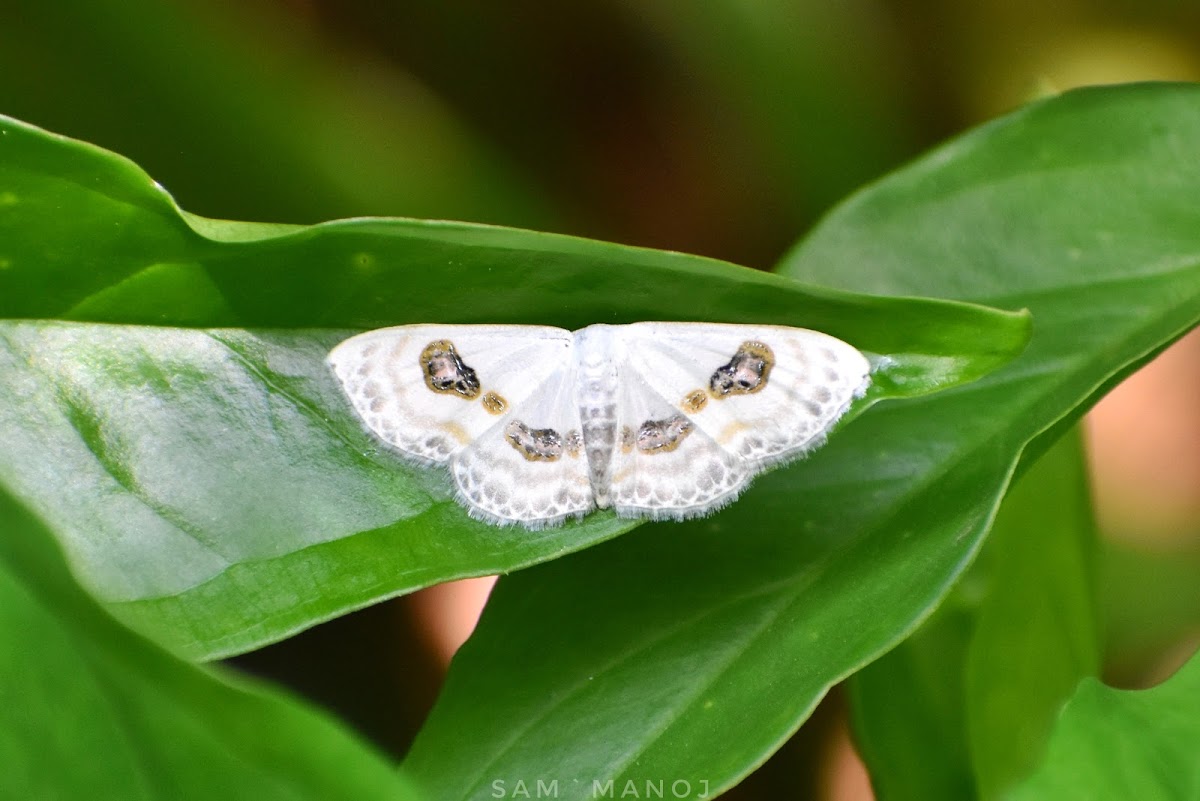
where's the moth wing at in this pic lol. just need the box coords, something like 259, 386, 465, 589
327, 324, 573, 463
450, 360, 594, 527
616, 321, 870, 470
607, 364, 750, 520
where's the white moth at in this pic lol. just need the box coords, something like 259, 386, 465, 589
328, 323, 871, 528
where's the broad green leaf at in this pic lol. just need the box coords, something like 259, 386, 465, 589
964, 430, 1099, 798
850, 430, 1100, 801
0, 113, 1025, 659
404, 84, 1200, 799
848, 588, 977, 800
0, 485, 420, 801
1008, 649, 1200, 801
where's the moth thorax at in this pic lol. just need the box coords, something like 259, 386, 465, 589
576, 326, 620, 508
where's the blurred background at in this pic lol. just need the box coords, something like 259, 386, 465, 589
3, 1, 1198, 797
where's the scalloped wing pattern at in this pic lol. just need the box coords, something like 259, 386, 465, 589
328, 322, 870, 527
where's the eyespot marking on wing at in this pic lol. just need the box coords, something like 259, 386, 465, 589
636, 414, 693, 454
481, 391, 508, 414
505, 420, 563, 462
708, 341, 774, 398
682, 389, 708, 413
420, 339, 481, 399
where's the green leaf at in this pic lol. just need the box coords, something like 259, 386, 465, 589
847, 586, 977, 800
403, 84, 1200, 799
1007, 649, 1200, 801
1101, 542, 1200, 682
850, 429, 1100, 801
0, 113, 1025, 659
0, 485, 421, 801
964, 430, 1099, 798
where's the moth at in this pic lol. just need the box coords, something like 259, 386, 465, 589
328, 323, 871, 528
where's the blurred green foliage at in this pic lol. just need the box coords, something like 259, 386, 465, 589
851, 432, 1099, 801
1009, 653, 1200, 801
